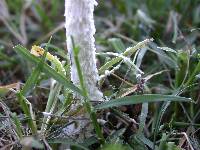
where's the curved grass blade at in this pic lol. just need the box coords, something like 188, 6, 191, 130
99, 38, 153, 74
13, 45, 83, 96
95, 94, 192, 110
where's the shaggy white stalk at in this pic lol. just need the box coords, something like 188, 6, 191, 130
64, 0, 103, 141
65, 0, 103, 101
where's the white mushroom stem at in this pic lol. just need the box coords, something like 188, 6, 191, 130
65, 0, 103, 101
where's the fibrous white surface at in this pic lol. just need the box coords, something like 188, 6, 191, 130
65, 0, 103, 101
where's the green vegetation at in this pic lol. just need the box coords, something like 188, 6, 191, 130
0, 0, 200, 149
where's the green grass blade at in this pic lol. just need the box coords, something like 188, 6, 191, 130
158, 133, 168, 150
33, 2, 53, 29
175, 51, 189, 88
48, 138, 89, 150
11, 113, 23, 139
21, 38, 51, 95
13, 45, 83, 96
99, 57, 122, 74
108, 38, 125, 53
149, 48, 178, 69
95, 94, 192, 110
80, 137, 98, 148
21, 66, 42, 96
41, 83, 62, 132
99, 39, 153, 74
153, 101, 170, 149
138, 103, 148, 133
136, 133, 157, 149
17, 92, 37, 134
185, 61, 200, 86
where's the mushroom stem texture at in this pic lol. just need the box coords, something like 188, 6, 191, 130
65, 0, 103, 101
